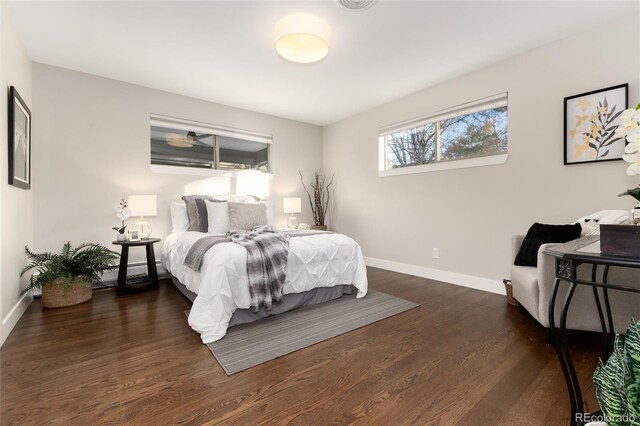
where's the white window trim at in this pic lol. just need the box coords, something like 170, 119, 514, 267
378, 92, 508, 176
151, 164, 274, 178
378, 153, 508, 177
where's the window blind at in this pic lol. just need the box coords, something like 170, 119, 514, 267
379, 92, 508, 137
150, 114, 273, 144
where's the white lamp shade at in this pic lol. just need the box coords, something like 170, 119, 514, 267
275, 14, 330, 64
283, 197, 302, 214
127, 195, 157, 217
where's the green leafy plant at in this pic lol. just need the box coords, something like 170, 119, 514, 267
619, 187, 640, 203
20, 243, 120, 295
593, 319, 640, 426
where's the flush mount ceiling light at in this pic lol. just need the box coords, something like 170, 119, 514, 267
275, 14, 330, 64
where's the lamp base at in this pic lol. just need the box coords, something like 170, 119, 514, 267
287, 215, 298, 229
135, 219, 152, 239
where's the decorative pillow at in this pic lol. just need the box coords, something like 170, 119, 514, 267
514, 223, 582, 267
170, 201, 189, 233
182, 195, 225, 232
228, 202, 267, 231
229, 194, 259, 204
581, 219, 600, 236
205, 200, 230, 234
194, 198, 210, 233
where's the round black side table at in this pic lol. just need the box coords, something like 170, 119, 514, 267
112, 238, 161, 296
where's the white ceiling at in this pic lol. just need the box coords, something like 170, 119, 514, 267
9, 1, 638, 126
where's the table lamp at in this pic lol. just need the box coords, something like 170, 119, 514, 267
283, 197, 301, 229
127, 195, 157, 239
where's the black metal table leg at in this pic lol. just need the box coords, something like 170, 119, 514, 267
591, 265, 609, 358
559, 281, 584, 424
601, 266, 615, 357
549, 278, 579, 425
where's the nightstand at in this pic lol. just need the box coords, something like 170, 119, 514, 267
112, 238, 161, 295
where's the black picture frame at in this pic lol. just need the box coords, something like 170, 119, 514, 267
563, 83, 628, 165
8, 86, 31, 189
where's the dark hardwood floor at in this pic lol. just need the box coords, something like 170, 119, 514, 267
1, 267, 601, 425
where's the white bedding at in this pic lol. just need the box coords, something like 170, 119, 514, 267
161, 230, 368, 343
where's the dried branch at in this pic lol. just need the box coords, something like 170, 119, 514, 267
300, 170, 334, 226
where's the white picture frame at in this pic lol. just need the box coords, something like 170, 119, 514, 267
128, 229, 141, 242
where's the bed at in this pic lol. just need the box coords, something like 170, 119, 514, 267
161, 229, 368, 343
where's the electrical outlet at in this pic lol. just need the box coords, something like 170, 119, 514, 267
432, 248, 440, 259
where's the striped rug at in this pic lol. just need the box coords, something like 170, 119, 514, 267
205, 290, 419, 375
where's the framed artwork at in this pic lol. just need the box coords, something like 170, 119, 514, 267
128, 229, 141, 242
564, 83, 628, 165
8, 86, 31, 189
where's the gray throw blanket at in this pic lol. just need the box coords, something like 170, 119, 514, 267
183, 235, 231, 271
184, 226, 290, 312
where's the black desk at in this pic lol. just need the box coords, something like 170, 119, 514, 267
112, 238, 161, 296
543, 236, 640, 426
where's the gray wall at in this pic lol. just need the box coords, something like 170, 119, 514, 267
322, 16, 640, 290
32, 64, 323, 263
1, 2, 34, 344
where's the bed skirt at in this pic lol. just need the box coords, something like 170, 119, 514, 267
170, 275, 353, 328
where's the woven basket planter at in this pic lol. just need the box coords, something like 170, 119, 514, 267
41, 277, 92, 308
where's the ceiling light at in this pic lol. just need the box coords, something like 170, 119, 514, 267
275, 14, 330, 64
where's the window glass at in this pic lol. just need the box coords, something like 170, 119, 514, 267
218, 136, 269, 172
151, 126, 214, 168
440, 107, 508, 161
379, 95, 508, 173
385, 123, 437, 169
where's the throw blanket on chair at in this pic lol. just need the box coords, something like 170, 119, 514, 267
184, 226, 290, 312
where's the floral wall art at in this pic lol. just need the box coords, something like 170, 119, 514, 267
564, 84, 628, 165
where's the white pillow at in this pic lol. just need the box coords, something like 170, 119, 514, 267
170, 201, 189, 233
574, 210, 629, 225
581, 220, 600, 236
205, 200, 230, 234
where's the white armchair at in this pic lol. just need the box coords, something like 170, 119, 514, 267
510, 210, 640, 333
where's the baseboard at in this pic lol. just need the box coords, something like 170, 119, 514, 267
1, 293, 33, 347
364, 256, 506, 296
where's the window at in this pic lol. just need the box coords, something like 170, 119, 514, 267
150, 114, 271, 174
379, 93, 508, 175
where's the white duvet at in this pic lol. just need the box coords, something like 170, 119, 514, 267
161, 231, 368, 343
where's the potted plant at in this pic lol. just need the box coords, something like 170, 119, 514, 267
616, 104, 640, 225
591, 319, 640, 426
20, 242, 119, 308
113, 198, 131, 241
300, 170, 334, 231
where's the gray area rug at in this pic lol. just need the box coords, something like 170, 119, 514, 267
202, 290, 419, 375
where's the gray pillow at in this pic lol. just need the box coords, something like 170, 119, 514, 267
182, 195, 224, 232
228, 202, 267, 231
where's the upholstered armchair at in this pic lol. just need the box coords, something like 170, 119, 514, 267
510, 210, 640, 333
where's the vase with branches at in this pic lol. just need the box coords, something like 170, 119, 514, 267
300, 170, 335, 230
